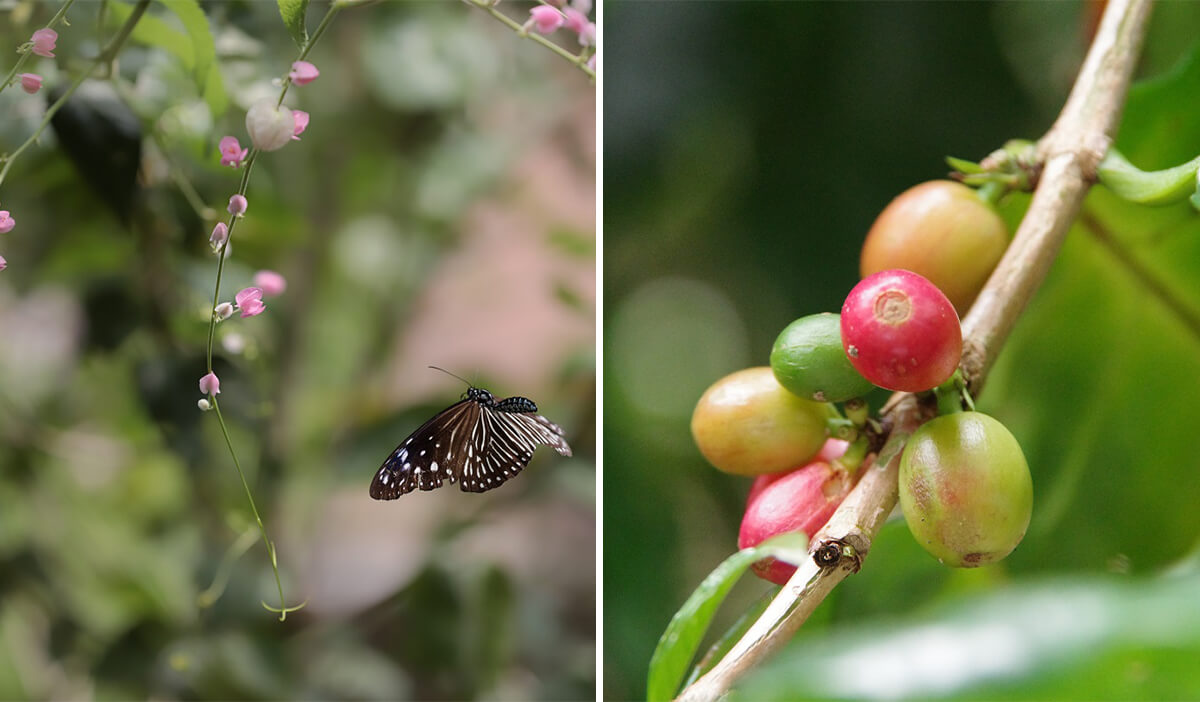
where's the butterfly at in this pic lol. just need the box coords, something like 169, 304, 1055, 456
369, 369, 572, 499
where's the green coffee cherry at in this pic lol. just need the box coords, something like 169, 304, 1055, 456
898, 412, 1032, 567
770, 313, 876, 403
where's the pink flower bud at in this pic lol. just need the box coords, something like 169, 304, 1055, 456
18, 73, 43, 94
586, 54, 596, 72
235, 286, 266, 317
0, 255, 6, 271
528, 6, 564, 34
214, 302, 234, 320
199, 371, 221, 395
209, 222, 228, 250
245, 99, 294, 152
227, 194, 247, 216
30, 28, 56, 58
218, 136, 248, 168
253, 270, 287, 296
0, 211, 13, 234
198, 398, 212, 410
739, 457, 854, 585
563, 8, 587, 33
291, 110, 309, 140
579, 21, 596, 47
289, 61, 320, 86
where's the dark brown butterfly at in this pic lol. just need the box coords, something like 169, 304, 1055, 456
369, 370, 572, 499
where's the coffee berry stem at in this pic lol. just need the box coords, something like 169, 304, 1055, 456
676, 1, 1152, 700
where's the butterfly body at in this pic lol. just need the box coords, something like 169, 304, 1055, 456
370, 385, 571, 499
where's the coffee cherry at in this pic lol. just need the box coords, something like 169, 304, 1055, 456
840, 269, 962, 392
771, 313, 877, 403
739, 459, 852, 584
860, 181, 1008, 314
746, 438, 849, 504
898, 412, 1032, 567
691, 367, 831, 476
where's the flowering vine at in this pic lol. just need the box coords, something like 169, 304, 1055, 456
466, 0, 597, 78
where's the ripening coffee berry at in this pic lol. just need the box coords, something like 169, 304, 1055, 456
771, 313, 876, 403
898, 412, 1032, 567
691, 367, 832, 476
746, 438, 849, 504
739, 458, 853, 584
841, 269, 962, 392
860, 181, 1008, 314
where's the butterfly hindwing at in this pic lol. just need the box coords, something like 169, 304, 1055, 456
370, 386, 572, 499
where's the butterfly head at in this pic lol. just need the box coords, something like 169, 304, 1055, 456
466, 386, 494, 405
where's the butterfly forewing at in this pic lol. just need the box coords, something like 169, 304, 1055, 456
370, 387, 571, 499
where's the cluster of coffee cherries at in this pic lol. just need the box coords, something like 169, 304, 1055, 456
691, 181, 1033, 583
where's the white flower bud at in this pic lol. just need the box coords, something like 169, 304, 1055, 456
245, 98, 295, 152
214, 302, 234, 320
198, 398, 212, 411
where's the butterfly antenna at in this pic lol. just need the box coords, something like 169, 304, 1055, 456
428, 365, 473, 388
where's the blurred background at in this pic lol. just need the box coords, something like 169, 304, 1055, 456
604, 2, 1200, 700
0, 1, 594, 699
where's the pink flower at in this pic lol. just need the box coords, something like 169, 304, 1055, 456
528, 6, 564, 34
235, 286, 266, 317
199, 371, 221, 395
587, 53, 596, 71
209, 222, 228, 250
0, 255, 6, 271
291, 110, 309, 140
218, 136, 248, 167
30, 28, 56, 58
227, 194, 247, 216
564, 8, 587, 33
18, 73, 43, 94
289, 61, 319, 86
253, 270, 287, 296
0, 211, 13, 233
579, 21, 596, 47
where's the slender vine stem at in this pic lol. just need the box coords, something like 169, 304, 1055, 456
675, 1, 1153, 699
464, 0, 595, 79
200, 2, 344, 620
0, 0, 77, 97
0, 0, 149, 189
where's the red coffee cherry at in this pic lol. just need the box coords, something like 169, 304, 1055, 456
898, 412, 1032, 567
860, 181, 1008, 315
840, 270, 962, 392
738, 458, 853, 584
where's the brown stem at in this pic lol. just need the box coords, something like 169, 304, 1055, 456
676, 1, 1153, 700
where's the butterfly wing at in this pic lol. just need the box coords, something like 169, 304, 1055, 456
457, 401, 573, 493
369, 399, 481, 500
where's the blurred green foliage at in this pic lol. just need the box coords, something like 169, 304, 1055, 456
0, 1, 594, 700
604, 2, 1200, 700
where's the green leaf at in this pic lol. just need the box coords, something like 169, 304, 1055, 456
734, 564, 1200, 700
159, 0, 215, 90
1096, 148, 1200, 206
278, 0, 310, 49
106, 1, 227, 118
681, 588, 775, 691
646, 532, 809, 702
108, 2, 192, 70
